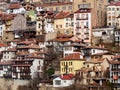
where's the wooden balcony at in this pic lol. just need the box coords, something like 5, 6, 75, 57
20, 74, 31, 79
111, 68, 120, 71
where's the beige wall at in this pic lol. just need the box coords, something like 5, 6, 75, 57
60, 60, 85, 75
44, 4, 73, 12
54, 19, 65, 34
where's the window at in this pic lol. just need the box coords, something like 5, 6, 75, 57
62, 6, 66, 10
66, 23, 68, 27
56, 7, 60, 11
68, 6, 72, 10
56, 25, 58, 28
112, 8, 115, 11
39, 23, 41, 28
49, 8, 53, 11
55, 80, 61, 85
60, 25, 62, 28
93, 49, 95, 53
86, 21, 88, 27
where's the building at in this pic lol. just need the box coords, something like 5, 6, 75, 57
35, 2, 73, 12
44, 11, 55, 33
53, 74, 74, 87
107, 1, 120, 28
75, 58, 110, 87
92, 27, 114, 45
81, 46, 110, 60
73, 0, 107, 28
54, 11, 73, 34
74, 8, 92, 45
114, 29, 120, 46
110, 55, 120, 89
0, 61, 13, 78
6, 3, 26, 14
1, 48, 16, 62
60, 52, 85, 75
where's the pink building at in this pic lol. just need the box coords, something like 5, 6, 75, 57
74, 8, 92, 45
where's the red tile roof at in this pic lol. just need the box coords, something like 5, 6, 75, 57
0, 13, 14, 20
0, 61, 13, 65
57, 34, 73, 38
108, 1, 120, 6
12, 64, 31, 67
54, 11, 70, 19
113, 55, 120, 59
3, 48, 16, 52
85, 58, 106, 64
61, 53, 85, 60
17, 40, 35, 45
110, 60, 120, 64
60, 74, 74, 80
9, 4, 21, 9
75, 8, 91, 13
0, 43, 5, 47
35, 2, 72, 7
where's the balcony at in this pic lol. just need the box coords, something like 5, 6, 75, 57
47, 20, 54, 23
20, 69, 30, 73
20, 74, 31, 79
84, 31, 89, 34
76, 25, 81, 28
3, 74, 12, 78
76, 17, 88, 20
111, 68, 120, 71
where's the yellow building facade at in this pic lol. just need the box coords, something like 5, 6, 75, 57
54, 12, 73, 34
60, 53, 85, 75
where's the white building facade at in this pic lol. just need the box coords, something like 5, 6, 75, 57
74, 8, 92, 45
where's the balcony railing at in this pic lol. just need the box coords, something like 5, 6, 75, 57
76, 25, 81, 28
76, 17, 88, 20
111, 68, 120, 71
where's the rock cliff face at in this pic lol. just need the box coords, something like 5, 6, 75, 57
0, 78, 29, 90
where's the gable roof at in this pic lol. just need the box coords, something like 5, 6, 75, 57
9, 4, 21, 9
60, 74, 74, 80
75, 8, 91, 13
54, 11, 70, 19
61, 53, 85, 61
108, 1, 120, 6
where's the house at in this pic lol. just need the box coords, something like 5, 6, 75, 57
1, 14, 15, 43
11, 40, 41, 79
60, 52, 85, 75
75, 58, 110, 85
0, 61, 13, 78
53, 74, 74, 87
44, 11, 55, 33
6, 3, 26, 14
92, 27, 114, 45
54, 11, 73, 34
107, 1, 120, 28
35, 2, 73, 12
109, 55, 120, 89
73, 0, 107, 27
74, 8, 92, 45
11, 14, 26, 39
0, 21, 5, 41
81, 46, 110, 60
1, 48, 16, 62
29, 53, 44, 79
114, 29, 120, 46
